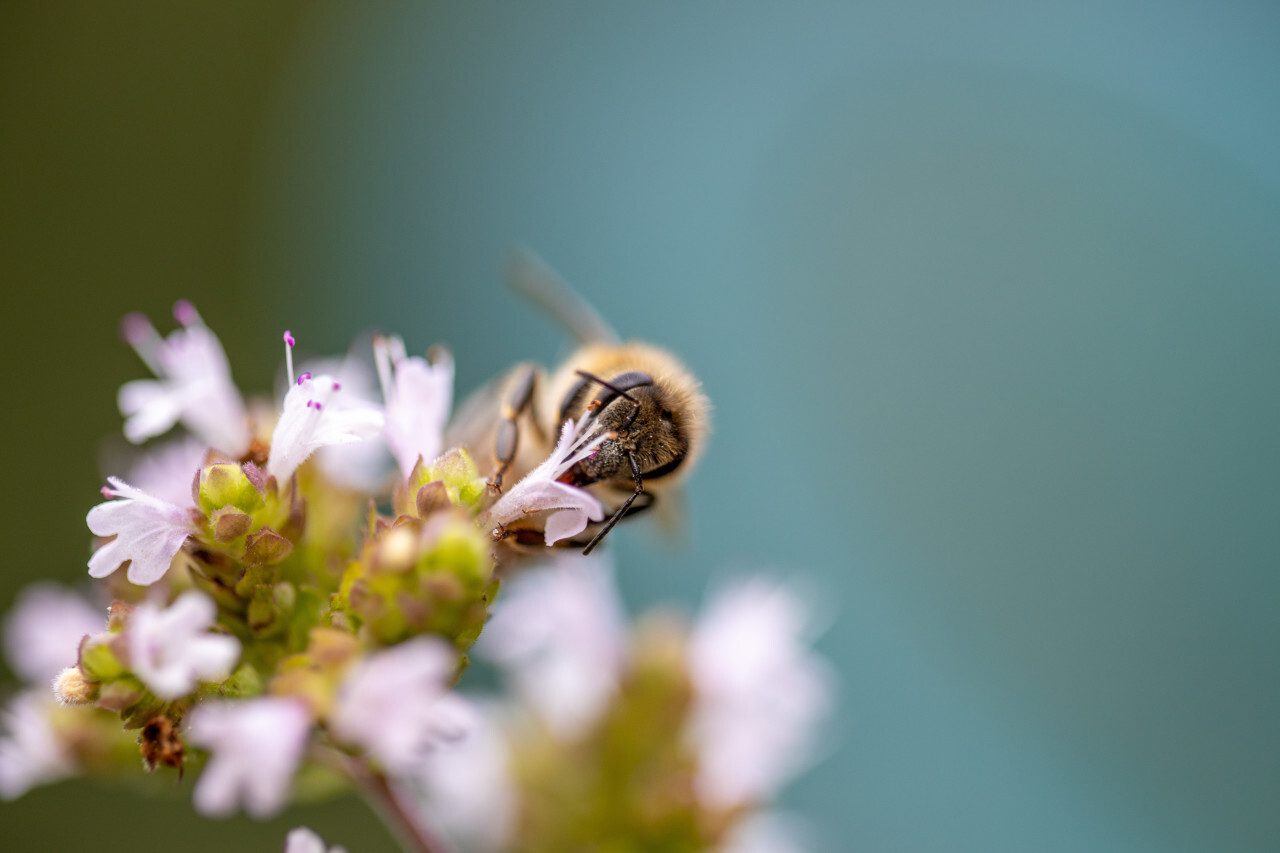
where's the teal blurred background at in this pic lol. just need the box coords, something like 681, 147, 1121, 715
3, 3, 1279, 851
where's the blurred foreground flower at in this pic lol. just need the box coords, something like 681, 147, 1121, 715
0, 302, 834, 853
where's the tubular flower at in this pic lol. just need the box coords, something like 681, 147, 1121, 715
187, 697, 311, 818
686, 578, 834, 809
0, 690, 77, 800
480, 413, 608, 545
267, 332, 384, 485
117, 301, 250, 456
478, 553, 627, 737
2, 583, 103, 685
125, 591, 240, 701
375, 334, 454, 480
86, 477, 197, 586
329, 637, 474, 777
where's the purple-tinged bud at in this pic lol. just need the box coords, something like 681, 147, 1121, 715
173, 299, 198, 326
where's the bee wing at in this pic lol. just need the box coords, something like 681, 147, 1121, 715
504, 246, 621, 345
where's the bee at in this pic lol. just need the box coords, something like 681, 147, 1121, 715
447, 249, 710, 555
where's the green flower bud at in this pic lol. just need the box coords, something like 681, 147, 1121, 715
79, 634, 125, 682
198, 462, 265, 516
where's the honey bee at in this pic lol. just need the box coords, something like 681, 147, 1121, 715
447, 249, 710, 554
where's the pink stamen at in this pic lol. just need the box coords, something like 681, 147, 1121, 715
332, 381, 341, 391
173, 300, 198, 327
100, 486, 114, 498
119, 312, 150, 345
297, 372, 312, 386
283, 331, 295, 347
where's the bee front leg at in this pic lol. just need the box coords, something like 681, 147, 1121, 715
490, 364, 538, 491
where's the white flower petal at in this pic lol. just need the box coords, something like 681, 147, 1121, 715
268, 374, 384, 484
127, 591, 240, 700
415, 705, 516, 853
478, 553, 627, 737
188, 697, 310, 819
686, 578, 834, 808
0, 690, 76, 800
330, 637, 472, 776
86, 477, 194, 585
480, 413, 608, 544
376, 337, 454, 480
2, 583, 103, 685
118, 310, 250, 456
284, 827, 348, 853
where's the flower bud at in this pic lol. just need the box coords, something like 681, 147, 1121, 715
53, 666, 99, 705
198, 462, 265, 516
78, 634, 125, 682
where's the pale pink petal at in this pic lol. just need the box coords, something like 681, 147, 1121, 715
188, 697, 310, 818
127, 591, 240, 700
479, 553, 626, 737
267, 374, 384, 484
284, 827, 347, 853
686, 579, 834, 808
480, 414, 608, 545
0, 690, 77, 799
415, 705, 516, 853
118, 309, 250, 456
330, 637, 473, 776
375, 336, 454, 479
86, 477, 194, 585
2, 583, 103, 684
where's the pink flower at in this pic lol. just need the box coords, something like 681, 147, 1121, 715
480, 413, 608, 545
686, 578, 834, 809
187, 697, 311, 818
123, 435, 208, 507
267, 333, 384, 485
126, 591, 240, 700
0, 690, 77, 799
415, 705, 516, 853
117, 302, 250, 456
284, 827, 348, 853
478, 553, 626, 736
2, 583, 102, 685
86, 477, 196, 586
329, 637, 474, 777
374, 335, 454, 480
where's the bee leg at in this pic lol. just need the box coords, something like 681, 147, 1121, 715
490, 365, 538, 492
582, 451, 644, 555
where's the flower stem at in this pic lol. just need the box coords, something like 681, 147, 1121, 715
344, 754, 457, 853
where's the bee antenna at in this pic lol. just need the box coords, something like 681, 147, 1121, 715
575, 369, 639, 405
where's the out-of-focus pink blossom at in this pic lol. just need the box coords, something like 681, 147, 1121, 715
686, 578, 834, 809
117, 303, 250, 456
478, 553, 627, 737
2, 583, 102, 685
374, 335, 454, 480
126, 591, 240, 700
0, 690, 77, 800
329, 637, 474, 777
284, 826, 348, 853
188, 697, 311, 818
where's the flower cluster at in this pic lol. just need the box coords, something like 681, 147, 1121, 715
0, 304, 832, 853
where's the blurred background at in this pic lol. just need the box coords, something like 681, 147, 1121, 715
3, 2, 1279, 851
